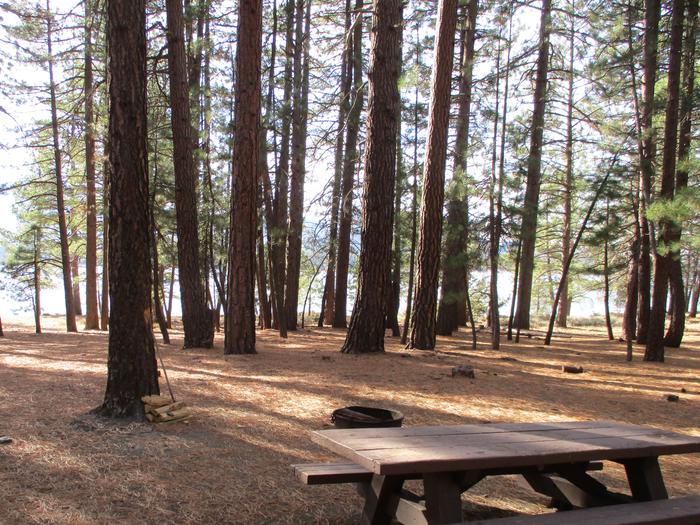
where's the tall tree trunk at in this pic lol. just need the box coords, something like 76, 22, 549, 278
387, 114, 403, 337
557, 5, 575, 328
84, 0, 99, 330
514, 0, 552, 330
385, 7, 404, 338
487, 24, 502, 348
270, 0, 296, 334
285, 0, 311, 331
224, 0, 262, 355
664, 0, 697, 347
340, 0, 402, 354
435, 0, 477, 337
320, 0, 352, 326
493, 10, 512, 346
645, 0, 685, 362
333, 0, 364, 328
636, 0, 661, 345
166, 0, 213, 348
400, 65, 420, 345
259, 0, 287, 337
489, 11, 512, 349
623, 0, 642, 344
409, 0, 458, 350
46, 0, 77, 333
98, 0, 159, 418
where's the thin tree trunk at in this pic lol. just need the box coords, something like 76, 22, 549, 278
514, 0, 552, 330
544, 156, 617, 346
224, 0, 262, 355
285, 0, 311, 331
664, 0, 696, 347
320, 0, 352, 327
435, 0, 477, 337
333, 0, 364, 328
167, 262, 175, 329
557, 4, 575, 328
385, 7, 404, 338
341, 0, 402, 354
34, 227, 42, 334
150, 140, 170, 344
387, 113, 403, 337
270, 0, 295, 334
636, 0, 661, 345
507, 238, 521, 341
604, 203, 614, 341
493, 9, 512, 346
100, 148, 109, 331
400, 67, 420, 345
166, 0, 213, 348
623, 206, 640, 343
84, 0, 99, 330
487, 27, 502, 348
71, 254, 83, 316
47, 0, 77, 333
645, 0, 685, 362
409, 0, 458, 350
257, 222, 272, 328
690, 266, 700, 317
98, 0, 159, 418
259, 0, 287, 337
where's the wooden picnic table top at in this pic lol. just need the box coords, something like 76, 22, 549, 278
310, 420, 700, 476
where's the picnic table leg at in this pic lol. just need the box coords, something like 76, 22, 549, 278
621, 457, 668, 501
423, 472, 463, 524
359, 474, 404, 525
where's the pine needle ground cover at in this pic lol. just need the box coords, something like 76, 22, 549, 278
1, 317, 698, 524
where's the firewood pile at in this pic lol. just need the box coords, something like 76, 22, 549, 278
142, 395, 191, 423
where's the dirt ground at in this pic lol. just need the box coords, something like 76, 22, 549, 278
1, 315, 698, 524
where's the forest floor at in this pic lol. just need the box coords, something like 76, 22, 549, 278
0, 315, 699, 524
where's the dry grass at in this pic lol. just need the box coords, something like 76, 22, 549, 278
1, 315, 699, 524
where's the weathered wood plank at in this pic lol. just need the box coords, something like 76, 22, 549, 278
368, 435, 700, 475
310, 422, 700, 476
335, 426, 682, 453
463, 496, 700, 525
291, 462, 373, 484
311, 420, 626, 443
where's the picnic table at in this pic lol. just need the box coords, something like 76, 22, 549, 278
299, 420, 700, 524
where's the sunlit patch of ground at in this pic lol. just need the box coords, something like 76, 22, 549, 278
1, 315, 698, 523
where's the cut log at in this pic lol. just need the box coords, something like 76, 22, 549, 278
141, 395, 173, 407
562, 365, 584, 374
149, 401, 186, 416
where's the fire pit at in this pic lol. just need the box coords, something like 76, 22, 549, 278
330, 406, 404, 429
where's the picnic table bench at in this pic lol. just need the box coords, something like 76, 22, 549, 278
292, 420, 700, 524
